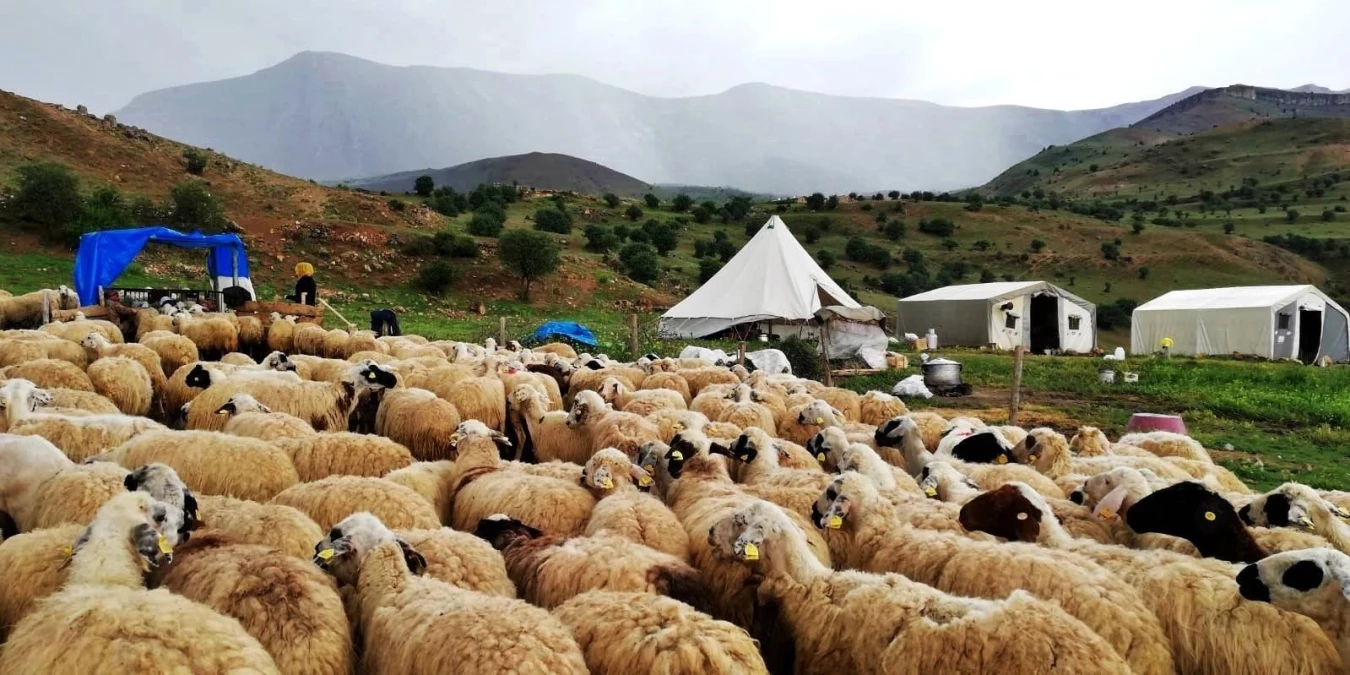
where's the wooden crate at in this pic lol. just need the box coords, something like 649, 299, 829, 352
234, 301, 325, 326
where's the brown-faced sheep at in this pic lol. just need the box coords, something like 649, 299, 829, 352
475, 515, 711, 612
270, 476, 439, 531
394, 527, 515, 597
448, 419, 595, 536
0, 493, 281, 674
3, 358, 94, 391
581, 448, 690, 561
816, 472, 1175, 675
960, 482, 1343, 675
313, 512, 588, 675
705, 500, 1132, 675
216, 393, 317, 439
270, 433, 413, 482
86, 355, 154, 417
375, 387, 460, 461
98, 430, 300, 502
553, 591, 767, 675
153, 533, 353, 675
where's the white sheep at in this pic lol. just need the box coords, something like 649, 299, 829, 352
216, 393, 316, 439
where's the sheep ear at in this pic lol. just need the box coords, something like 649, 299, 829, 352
256, 401, 273, 414
831, 407, 844, 420
397, 539, 427, 576
708, 443, 732, 457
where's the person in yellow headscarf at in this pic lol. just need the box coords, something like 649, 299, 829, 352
287, 262, 317, 306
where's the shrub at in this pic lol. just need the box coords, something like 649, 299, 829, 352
498, 229, 560, 301
1100, 241, 1121, 260
169, 181, 227, 232
428, 192, 460, 217
414, 175, 435, 197
980, 269, 996, 283
437, 232, 479, 258
941, 238, 959, 251
698, 257, 723, 283
613, 224, 631, 241
825, 195, 839, 210
1223, 222, 1235, 234
643, 193, 660, 209
714, 237, 738, 262
1131, 222, 1144, 234
646, 221, 679, 255
584, 224, 621, 252
805, 193, 826, 211
671, 194, 693, 212
917, 217, 954, 237
693, 238, 714, 258
183, 149, 208, 176
401, 235, 437, 256
1138, 266, 1150, 280
803, 226, 822, 244
415, 260, 460, 295
624, 204, 644, 221
603, 193, 621, 208
888, 190, 900, 199
1095, 298, 1138, 330
627, 228, 650, 244
533, 207, 572, 234
691, 205, 712, 224
1286, 208, 1299, 223
387, 198, 406, 212
1323, 209, 1336, 222
619, 243, 661, 283
12, 162, 82, 227
778, 336, 820, 381
884, 220, 905, 240
467, 206, 506, 237
860, 202, 873, 212
817, 249, 836, 270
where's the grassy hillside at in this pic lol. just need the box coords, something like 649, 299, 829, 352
347, 152, 651, 197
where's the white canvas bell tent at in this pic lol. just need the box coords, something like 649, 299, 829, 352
896, 281, 1096, 353
1131, 285, 1350, 362
659, 215, 860, 338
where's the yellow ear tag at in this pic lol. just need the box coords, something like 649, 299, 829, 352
638, 475, 653, 487
61, 546, 74, 557
601, 477, 614, 489
316, 548, 335, 561
216, 410, 229, 416
815, 417, 824, 425
671, 451, 684, 461
827, 515, 843, 529
157, 535, 173, 555
742, 543, 760, 561
672, 423, 683, 431
1098, 507, 1116, 521
367, 371, 378, 380
1204, 511, 1216, 521
1016, 512, 1028, 521
996, 455, 1008, 464
923, 486, 938, 497
816, 453, 826, 463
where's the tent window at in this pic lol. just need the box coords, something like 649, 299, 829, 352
1068, 316, 1081, 331
1278, 313, 1291, 330
1004, 313, 1018, 329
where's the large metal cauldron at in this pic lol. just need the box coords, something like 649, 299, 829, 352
922, 358, 963, 388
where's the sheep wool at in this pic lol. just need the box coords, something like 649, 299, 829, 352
553, 591, 767, 675
395, 527, 516, 598
26, 461, 130, 530
1119, 430, 1214, 464
86, 356, 154, 417
0, 524, 82, 642
3, 359, 94, 392
271, 476, 440, 531
857, 390, 907, 427
196, 495, 324, 560
271, 433, 414, 482
640, 372, 692, 405
383, 461, 456, 525
102, 430, 300, 502
375, 388, 461, 461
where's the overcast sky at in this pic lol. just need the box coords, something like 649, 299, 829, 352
1, 0, 1346, 114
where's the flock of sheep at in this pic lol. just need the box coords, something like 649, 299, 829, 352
3, 285, 1350, 674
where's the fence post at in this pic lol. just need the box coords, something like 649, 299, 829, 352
1008, 346, 1026, 426
498, 317, 507, 347
629, 314, 640, 360
817, 323, 834, 387
737, 341, 746, 367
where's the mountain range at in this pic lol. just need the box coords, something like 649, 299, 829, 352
350, 152, 650, 196
115, 52, 1205, 195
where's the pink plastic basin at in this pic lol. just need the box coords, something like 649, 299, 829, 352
1125, 413, 1187, 435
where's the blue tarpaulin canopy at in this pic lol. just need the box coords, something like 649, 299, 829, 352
531, 321, 598, 347
72, 227, 251, 306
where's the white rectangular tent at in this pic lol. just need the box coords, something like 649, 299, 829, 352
659, 215, 860, 338
897, 281, 1096, 353
1131, 285, 1350, 362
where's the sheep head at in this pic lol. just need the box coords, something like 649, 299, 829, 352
69, 492, 183, 579
1240, 483, 1350, 530
184, 364, 215, 389
314, 512, 425, 582
918, 460, 980, 501
1015, 428, 1066, 469
124, 463, 200, 541
806, 426, 849, 468
1068, 426, 1111, 456
0, 378, 51, 414
713, 428, 765, 464
260, 351, 297, 372
707, 501, 777, 564
215, 393, 270, 417
959, 483, 1045, 542
597, 377, 626, 404
1126, 481, 1267, 563
449, 419, 511, 458
582, 448, 645, 493
1238, 549, 1350, 623
1079, 467, 1151, 515
873, 415, 918, 448
811, 474, 858, 531
79, 332, 107, 351
473, 514, 543, 551
351, 361, 398, 390
796, 400, 842, 428
567, 390, 607, 428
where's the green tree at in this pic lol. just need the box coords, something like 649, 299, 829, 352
671, 194, 693, 212
646, 221, 679, 255
816, 249, 836, 270
805, 193, 826, 211
1138, 266, 1150, 280
1322, 209, 1336, 222
888, 190, 901, 200
1223, 222, 1235, 234
643, 193, 660, 209
533, 207, 572, 234
884, 220, 905, 240
1286, 208, 1299, 223
64, 185, 133, 245
467, 207, 506, 237
603, 193, 621, 208
169, 181, 226, 232
414, 175, 435, 198
13, 162, 82, 227
1100, 241, 1121, 260
698, 257, 723, 283
825, 195, 840, 210
941, 238, 959, 251
803, 226, 822, 244
415, 260, 460, 295
584, 224, 620, 252
183, 149, 208, 176
980, 269, 996, 283
691, 206, 712, 224
619, 243, 661, 284
1132, 221, 1145, 234
498, 230, 560, 301
624, 204, 644, 221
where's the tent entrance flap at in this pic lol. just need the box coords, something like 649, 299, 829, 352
1300, 310, 1323, 363
1029, 294, 1061, 353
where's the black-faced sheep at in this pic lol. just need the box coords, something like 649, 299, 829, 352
185, 361, 396, 432
313, 512, 588, 674
1239, 548, 1350, 666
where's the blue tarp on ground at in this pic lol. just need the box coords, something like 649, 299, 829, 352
531, 321, 598, 347
72, 227, 251, 306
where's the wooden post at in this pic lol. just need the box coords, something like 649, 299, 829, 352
1008, 346, 1026, 426
41, 290, 51, 325
498, 317, 507, 347
817, 323, 834, 387
737, 341, 746, 367
629, 314, 640, 360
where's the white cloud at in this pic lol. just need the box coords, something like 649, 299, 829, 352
0, 0, 1345, 113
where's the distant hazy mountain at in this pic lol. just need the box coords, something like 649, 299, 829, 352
350, 152, 650, 196
116, 51, 1204, 194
